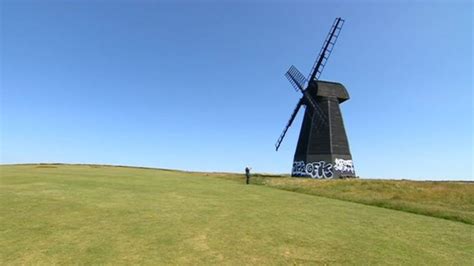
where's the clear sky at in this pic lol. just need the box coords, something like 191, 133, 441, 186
1, 0, 472, 180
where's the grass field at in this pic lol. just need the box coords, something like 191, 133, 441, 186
1, 164, 473, 264
239, 175, 474, 225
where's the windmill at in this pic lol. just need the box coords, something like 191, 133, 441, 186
275, 17, 356, 179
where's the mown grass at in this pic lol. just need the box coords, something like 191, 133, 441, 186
242, 176, 474, 225
1, 164, 473, 264
217, 173, 474, 225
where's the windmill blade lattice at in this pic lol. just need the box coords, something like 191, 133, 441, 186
308, 17, 345, 82
284, 65, 328, 125
285, 65, 307, 92
275, 98, 304, 151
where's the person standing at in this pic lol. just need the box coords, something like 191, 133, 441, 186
245, 167, 251, 184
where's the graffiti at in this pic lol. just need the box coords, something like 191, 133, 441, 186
292, 159, 355, 178
305, 161, 333, 179
334, 158, 354, 173
292, 161, 307, 176
292, 161, 333, 179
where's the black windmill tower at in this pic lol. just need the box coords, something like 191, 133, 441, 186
275, 17, 356, 179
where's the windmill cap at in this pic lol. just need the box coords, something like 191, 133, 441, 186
316, 80, 350, 103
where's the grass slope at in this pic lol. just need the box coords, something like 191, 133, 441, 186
242, 176, 474, 225
1, 164, 472, 264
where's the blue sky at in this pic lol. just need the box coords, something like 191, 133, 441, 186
1, 0, 472, 180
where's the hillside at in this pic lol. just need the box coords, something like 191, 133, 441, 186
222, 174, 474, 224
1, 164, 472, 264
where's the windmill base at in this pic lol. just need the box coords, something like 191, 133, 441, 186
291, 154, 356, 179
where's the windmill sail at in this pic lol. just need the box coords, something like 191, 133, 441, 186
285, 65, 307, 92
308, 17, 345, 82
275, 98, 304, 151
285, 66, 328, 124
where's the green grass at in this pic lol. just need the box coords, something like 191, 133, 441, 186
1, 164, 473, 264
243, 176, 474, 225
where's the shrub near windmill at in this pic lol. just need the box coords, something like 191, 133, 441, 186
275, 17, 356, 179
